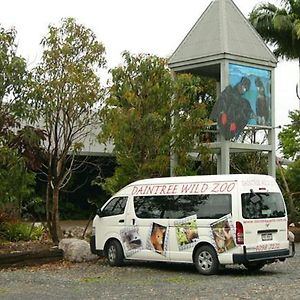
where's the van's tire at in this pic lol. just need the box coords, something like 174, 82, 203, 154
243, 262, 265, 272
194, 245, 219, 275
106, 240, 124, 267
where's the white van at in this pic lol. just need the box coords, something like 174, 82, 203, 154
90, 174, 295, 275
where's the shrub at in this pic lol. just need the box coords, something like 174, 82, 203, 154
0, 211, 13, 223
0, 222, 45, 242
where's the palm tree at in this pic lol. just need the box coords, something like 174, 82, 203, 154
250, 0, 300, 99
249, 0, 300, 60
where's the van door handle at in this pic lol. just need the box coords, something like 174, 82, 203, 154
119, 219, 124, 223
132, 219, 136, 225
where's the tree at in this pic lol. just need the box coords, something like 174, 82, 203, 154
0, 147, 36, 211
0, 26, 27, 103
284, 159, 300, 197
278, 109, 300, 220
30, 18, 106, 244
249, 0, 300, 60
278, 110, 300, 159
0, 25, 26, 143
99, 51, 215, 193
99, 52, 172, 193
0, 25, 38, 214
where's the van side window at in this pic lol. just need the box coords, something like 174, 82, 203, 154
134, 196, 167, 218
134, 194, 231, 219
168, 194, 232, 219
102, 197, 127, 217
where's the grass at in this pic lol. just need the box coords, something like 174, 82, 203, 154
0, 288, 8, 294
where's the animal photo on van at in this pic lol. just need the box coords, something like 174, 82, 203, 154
147, 223, 167, 255
120, 227, 142, 256
175, 215, 199, 251
211, 216, 236, 253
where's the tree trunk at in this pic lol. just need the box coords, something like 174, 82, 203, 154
50, 186, 60, 245
46, 180, 52, 237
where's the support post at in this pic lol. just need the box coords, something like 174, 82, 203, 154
170, 71, 178, 177
268, 68, 276, 178
218, 60, 230, 174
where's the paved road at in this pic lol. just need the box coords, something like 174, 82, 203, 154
0, 243, 299, 300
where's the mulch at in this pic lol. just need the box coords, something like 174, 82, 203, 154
0, 240, 54, 255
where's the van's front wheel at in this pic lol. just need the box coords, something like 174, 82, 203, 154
194, 245, 219, 275
106, 240, 124, 267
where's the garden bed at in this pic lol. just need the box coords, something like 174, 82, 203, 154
0, 240, 63, 268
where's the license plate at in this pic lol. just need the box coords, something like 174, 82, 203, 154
262, 233, 273, 241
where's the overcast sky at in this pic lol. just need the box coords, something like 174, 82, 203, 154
0, 0, 298, 129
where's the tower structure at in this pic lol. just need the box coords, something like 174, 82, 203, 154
169, 0, 277, 176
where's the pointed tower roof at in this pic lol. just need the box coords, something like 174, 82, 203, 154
168, 0, 277, 76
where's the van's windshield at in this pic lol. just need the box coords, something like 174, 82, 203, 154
241, 192, 286, 219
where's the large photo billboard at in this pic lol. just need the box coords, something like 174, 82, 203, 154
210, 63, 271, 140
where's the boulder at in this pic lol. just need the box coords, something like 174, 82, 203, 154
59, 238, 98, 262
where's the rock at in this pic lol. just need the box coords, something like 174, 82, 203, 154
59, 238, 98, 262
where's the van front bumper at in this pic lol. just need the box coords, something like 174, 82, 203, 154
233, 242, 295, 264
90, 235, 105, 256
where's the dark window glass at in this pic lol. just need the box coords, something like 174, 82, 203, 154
134, 196, 168, 218
102, 197, 127, 217
167, 194, 231, 219
134, 194, 231, 219
242, 192, 286, 219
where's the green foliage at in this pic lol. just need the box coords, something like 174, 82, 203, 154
0, 25, 44, 217
0, 147, 36, 206
279, 110, 300, 159
9, 126, 46, 171
284, 159, 300, 194
100, 51, 216, 193
282, 159, 300, 220
276, 160, 300, 221
100, 52, 173, 193
0, 222, 45, 242
0, 26, 27, 103
249, 0, 300, 59
230, 152, 268, 174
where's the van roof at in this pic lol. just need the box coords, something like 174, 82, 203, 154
126, 174, 273, 187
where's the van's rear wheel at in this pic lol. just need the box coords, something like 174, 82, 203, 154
243, 262, 265, 272
106, 240, 124, 267
194, 245, 219, 275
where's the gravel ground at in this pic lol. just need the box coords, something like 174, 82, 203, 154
0, 243, 298, 300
